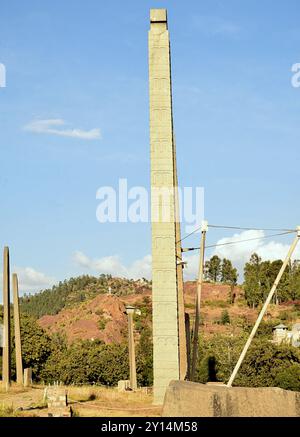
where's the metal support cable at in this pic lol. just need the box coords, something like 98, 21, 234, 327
182, 230, 295, 252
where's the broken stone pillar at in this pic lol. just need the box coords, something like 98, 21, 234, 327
163, 381, 300, 417
125, 305, 137, 390
117, 380, 131, 392
46, 386, 72, 417
2, 246, 11, 388
12, 273, 23, 385
149, 8, 180, 404
23, 368, 32, 387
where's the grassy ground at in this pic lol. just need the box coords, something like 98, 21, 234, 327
0, 383, 161, 417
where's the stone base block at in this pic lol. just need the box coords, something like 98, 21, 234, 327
162, 381, 300, 417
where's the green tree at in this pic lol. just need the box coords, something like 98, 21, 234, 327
244, 253, 262, 307
205, 255, 222, 282
19, 314, 53, 380
236, 340, 300, 388
136, 327, 153, 386
221, 259, 238, 284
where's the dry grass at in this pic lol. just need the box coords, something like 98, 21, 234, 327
67, 385, 151, 403
0, 384, 161, 417
66, 385, 160, 417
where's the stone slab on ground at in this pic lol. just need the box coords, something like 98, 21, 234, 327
162, 380, 300, 417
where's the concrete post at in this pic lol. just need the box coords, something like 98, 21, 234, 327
149, 8, 180, 404
191, 221, 208, 380
125, 305, 137, 390
2, 246, 11, 389
12, 273, 23, 385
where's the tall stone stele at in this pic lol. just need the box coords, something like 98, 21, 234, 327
149, 9, 187, 404
13, 273, 23, 385
2, 246, 11, 388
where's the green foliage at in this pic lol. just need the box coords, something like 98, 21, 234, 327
235, 340, 300, 389
205, 256, 238, 287
98, 317, 107, 330
204, 300, 229, 308
197, 333, 248, 383
41, 340, 129, 386
136, 327, 153, 386
17, 315, 53, 380
221, 259, 238, 285
257, 320, 281, 338
205, 255, 222, 282
220, 310, 230, 325
274, 365, 300, 391
20, 275, 151, 318
244, 255, 300, 307
197, 334, 300, 390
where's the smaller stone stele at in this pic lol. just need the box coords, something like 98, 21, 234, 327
118, 380, 131, 392
23, 368, 32, 387
45, 386, 72, 417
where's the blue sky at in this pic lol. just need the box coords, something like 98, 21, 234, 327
1, 0, 300, 298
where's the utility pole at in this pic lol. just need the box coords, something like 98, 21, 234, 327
13, 273, 23, 385
190, 220, 208, 381
227, 228, 300, 387
2, 246, 11, 390
125, 305, 137, 390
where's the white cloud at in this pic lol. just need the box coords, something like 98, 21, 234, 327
74, 231, 300, 284
24, 118, 101, 140
15, 267, 56, 292
73, 251, 152, 280
183, 230, 300, 281
213, 230, 300, 271
0, 267, 56, 296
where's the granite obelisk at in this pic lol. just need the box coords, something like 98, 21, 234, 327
2, 246, 11, 388
13, 273, 23, 385
149, 9, 186, 404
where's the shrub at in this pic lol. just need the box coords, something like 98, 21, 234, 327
220, 310, 230, 325
274, 365, 300, 391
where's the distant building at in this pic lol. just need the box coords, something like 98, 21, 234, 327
272, 324, 289, 345
291, 323, 300, 347
272, 323, 300, 347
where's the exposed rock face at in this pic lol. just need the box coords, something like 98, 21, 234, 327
162, 381, 300, 417
38, 294, 127, 344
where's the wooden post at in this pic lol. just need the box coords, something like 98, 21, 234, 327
190, 221, 208, 380
227, 229, 300, 387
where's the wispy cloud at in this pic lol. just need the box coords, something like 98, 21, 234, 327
73, 251, 151, 280
24, 118, 101, 140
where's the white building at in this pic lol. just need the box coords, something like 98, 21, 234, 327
272, 323, 300, 347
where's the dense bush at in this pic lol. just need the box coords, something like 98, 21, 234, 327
274, 365, 300, 391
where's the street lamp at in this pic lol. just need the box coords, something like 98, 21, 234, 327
125, 305, 137, 390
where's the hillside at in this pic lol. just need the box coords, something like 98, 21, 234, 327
32, 277, 300, 344
20, 274, 151, 318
